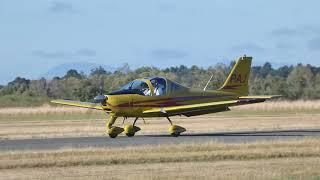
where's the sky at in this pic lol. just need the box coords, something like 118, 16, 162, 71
1, 0, 320, 85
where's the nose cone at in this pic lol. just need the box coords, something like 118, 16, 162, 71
93, 95, 108, 104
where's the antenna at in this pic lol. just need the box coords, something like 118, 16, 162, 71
203, 74, 213, 91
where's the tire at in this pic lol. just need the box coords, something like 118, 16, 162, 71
126, 133, 135, 137
109, 133, 118, 138
171, 132, 180, 137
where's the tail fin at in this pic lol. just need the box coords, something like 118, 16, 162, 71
219, 56, 252, 95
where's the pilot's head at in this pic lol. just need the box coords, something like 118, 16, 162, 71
151, 79, 158, 87
141, 83, 149, 90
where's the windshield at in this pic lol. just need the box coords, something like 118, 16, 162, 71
117, 77, 171, 96
120, 80, 151, 96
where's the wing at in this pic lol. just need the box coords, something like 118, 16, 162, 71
50, 99, 104, 110
143, 95, 281, 117
143, 100, 238, 117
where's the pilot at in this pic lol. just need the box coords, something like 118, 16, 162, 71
141, 83, 151, 96
151, 80, 164, 96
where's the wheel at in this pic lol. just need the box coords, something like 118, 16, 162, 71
169, 125, 185, 137
125, 133, 135, 137
171, 132, 180, 137
107, 126, 124, 138
109, 133, 118, 138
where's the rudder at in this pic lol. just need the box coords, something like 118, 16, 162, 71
219, 56, 252, 95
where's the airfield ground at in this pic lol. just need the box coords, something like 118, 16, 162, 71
0, 100, 320, 140
0, 100, 320, 179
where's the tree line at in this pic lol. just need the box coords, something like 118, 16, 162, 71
1, 61, 320, 106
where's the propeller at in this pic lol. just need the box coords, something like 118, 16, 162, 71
93, 77, 108, 105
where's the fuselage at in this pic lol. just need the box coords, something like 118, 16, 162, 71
104, 89, 238, 117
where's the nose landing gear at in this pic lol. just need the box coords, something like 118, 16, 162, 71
106, 114, 124, 138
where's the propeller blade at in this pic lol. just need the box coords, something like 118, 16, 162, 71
93, 74, 106, 104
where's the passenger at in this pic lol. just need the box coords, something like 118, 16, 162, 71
152, 80, 165, 96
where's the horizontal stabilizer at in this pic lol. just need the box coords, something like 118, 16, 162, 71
239, 95, 282, 99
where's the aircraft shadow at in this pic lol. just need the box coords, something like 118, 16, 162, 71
143, 129, 320, 137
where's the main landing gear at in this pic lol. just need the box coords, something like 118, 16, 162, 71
166, 117, 186, 137
106, 115, 186, 138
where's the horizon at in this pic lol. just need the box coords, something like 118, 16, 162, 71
1, 58, 318, 86
1, 1, 320, 85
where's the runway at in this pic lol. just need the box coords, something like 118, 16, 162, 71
1, 129, 320, 151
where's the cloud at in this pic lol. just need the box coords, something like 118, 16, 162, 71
307, 37, 320, 51
76, 49, 96, 57
157, 3, 176, 13
275, 42, 295, 50
231, 43, 265, 53
49, 1, 75, 13
32, 49, 97, 59
270, 26, 320, 38
32, 50, 71, 59
150, 49, 188, 59
270, 28, 300, 37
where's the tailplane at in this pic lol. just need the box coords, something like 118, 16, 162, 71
218, 56, 252, 95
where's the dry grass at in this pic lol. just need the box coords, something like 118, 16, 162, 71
0, 104, 94, 116
233, 100, 320, 111
1, 159, 320, 180
0, 139, 320, 179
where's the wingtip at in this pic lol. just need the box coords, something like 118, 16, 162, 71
271, 95, 283, 99
50, 99, 64, 104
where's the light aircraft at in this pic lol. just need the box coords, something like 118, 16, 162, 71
51, 56, 279, 138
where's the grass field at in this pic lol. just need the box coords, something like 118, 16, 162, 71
0, 139, 320, 179
0, 100, 320, 139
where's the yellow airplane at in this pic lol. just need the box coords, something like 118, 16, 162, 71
51, 56, 279, 138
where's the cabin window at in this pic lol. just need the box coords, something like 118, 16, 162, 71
149, 77, 166, 96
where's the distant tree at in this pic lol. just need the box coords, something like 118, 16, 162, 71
251, 66, 261, 78
28, 78, 48, 97
313, 73, 320, 99
64, 69, 83, 79
53, 76, 61, 80
0, 77, 31, 95
249, 77, 264, 95
286, 65, 314, 99
260, 62, 272, 78
263, 75, 287, 95
2, 60, 320, 104
8, 77, 30, 86
208, 64, 228, 90
116, 63, 131, 74
90, 66, 108, 76
273, 65, 293, 78
47, 79, 64, 98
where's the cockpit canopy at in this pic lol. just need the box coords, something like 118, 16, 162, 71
108, 77, 188, 96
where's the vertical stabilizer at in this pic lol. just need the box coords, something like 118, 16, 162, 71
219, 56, 252, 95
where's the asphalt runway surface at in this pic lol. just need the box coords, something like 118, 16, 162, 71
1, 129, 320, 151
